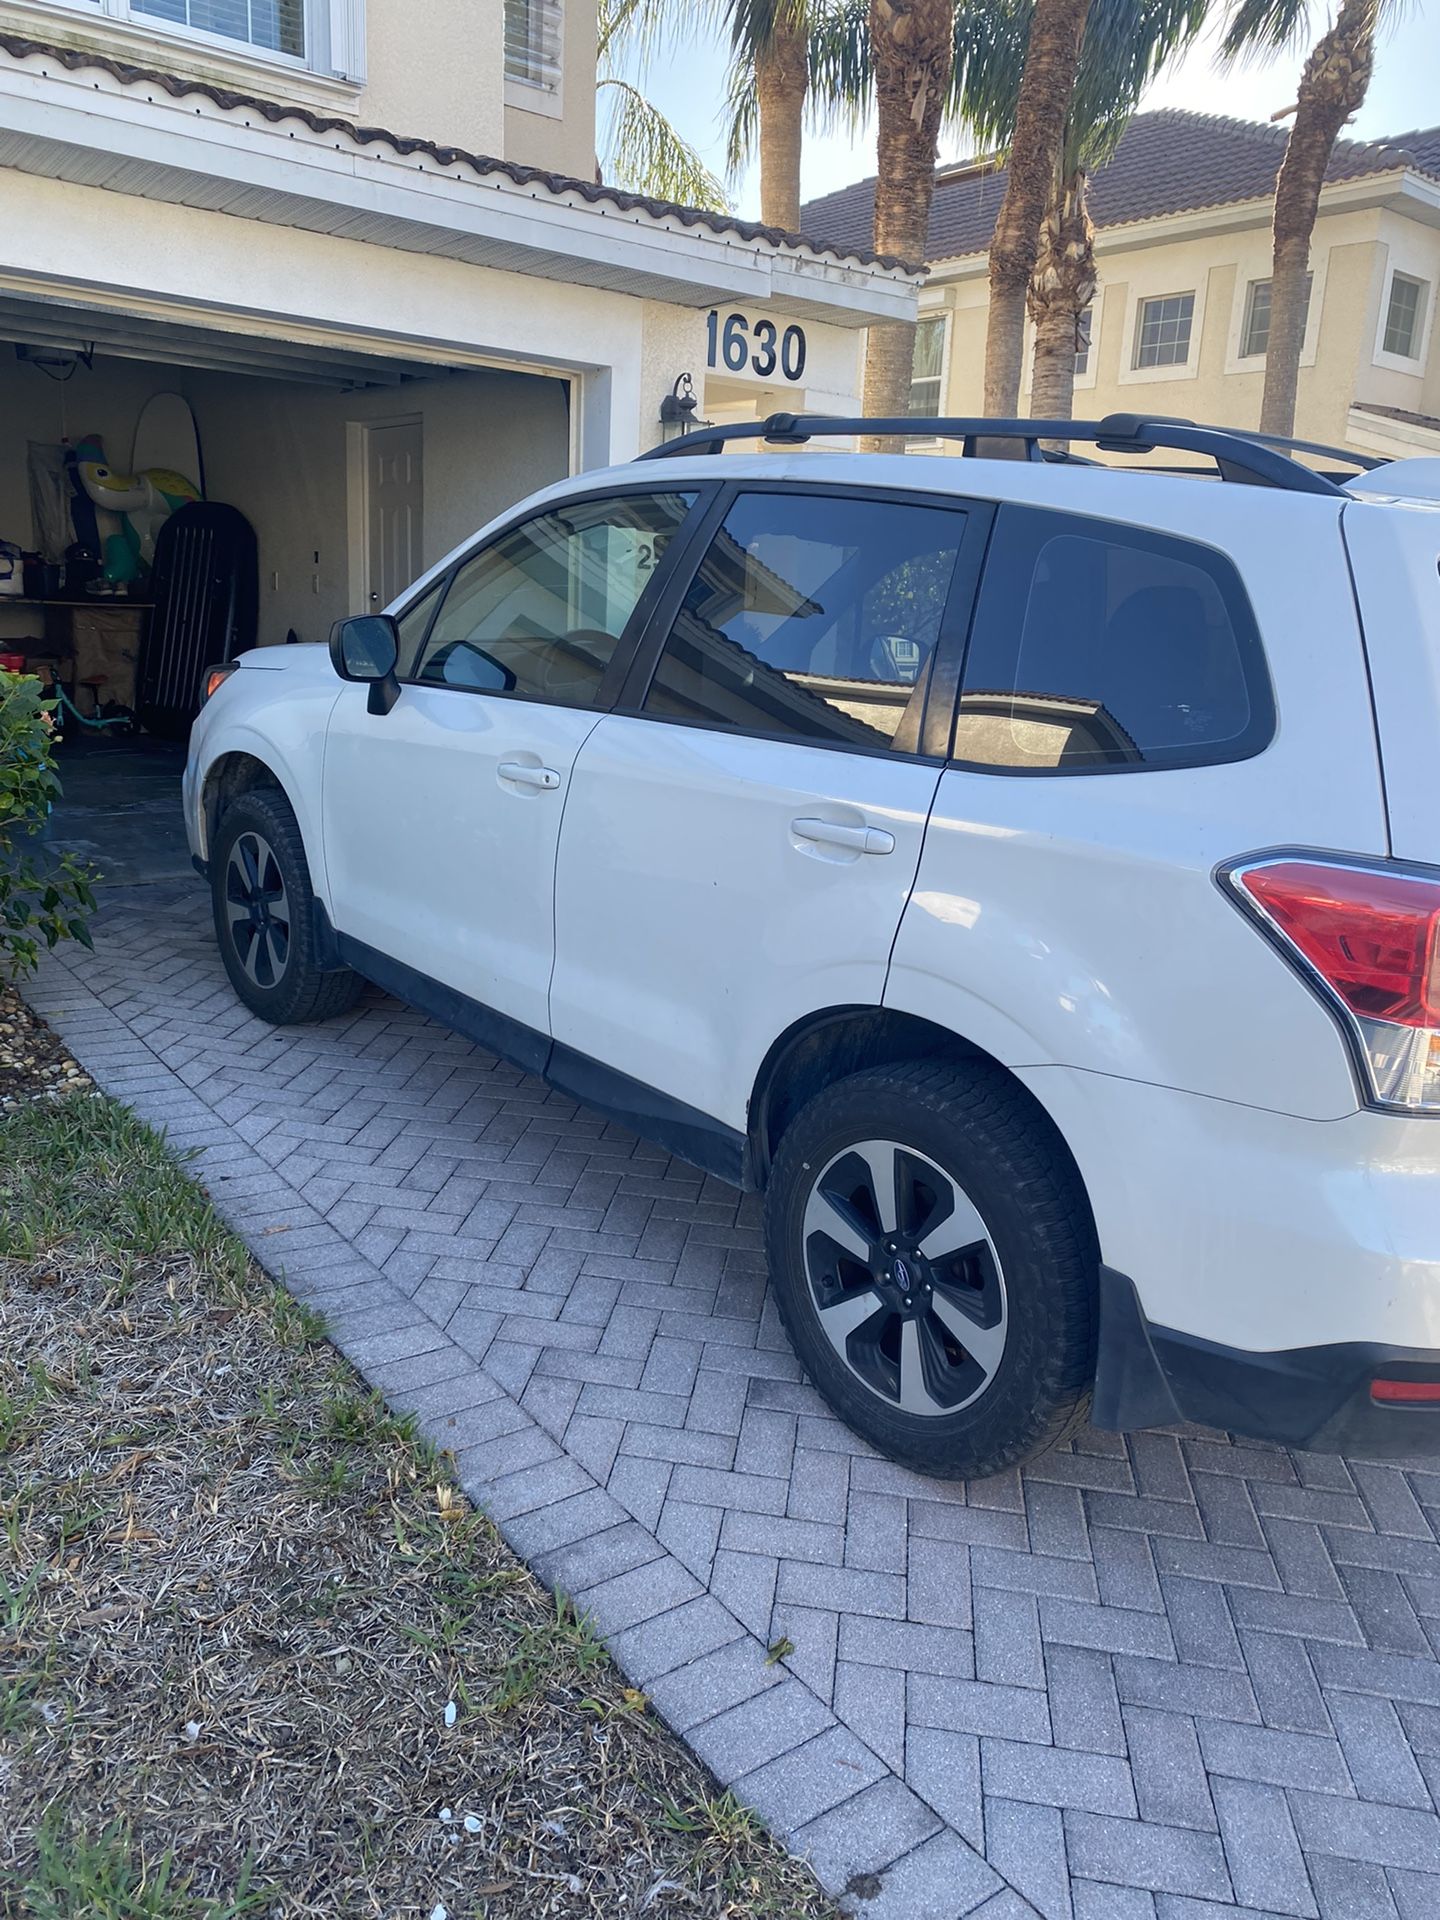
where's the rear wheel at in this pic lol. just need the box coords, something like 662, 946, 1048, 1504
211, 790, 362, 1025
764, 1058, 1096, 1479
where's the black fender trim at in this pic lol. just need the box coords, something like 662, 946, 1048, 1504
310, 898, 347, 973
1093, 1266, 1440, 1460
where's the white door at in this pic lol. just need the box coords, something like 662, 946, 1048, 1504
366, 420, 423, 610
549, 486, 980, 1133
322, 487, 698, 1045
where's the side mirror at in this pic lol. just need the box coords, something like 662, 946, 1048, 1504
330, 615, 401, 715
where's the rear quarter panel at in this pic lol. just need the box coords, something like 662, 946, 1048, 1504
887, 486, 1389, 1121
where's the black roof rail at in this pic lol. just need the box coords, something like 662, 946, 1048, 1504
636, 412, 1384, 496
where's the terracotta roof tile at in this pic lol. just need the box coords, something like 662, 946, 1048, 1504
800, 108, 1440, 265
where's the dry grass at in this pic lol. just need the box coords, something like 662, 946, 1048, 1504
0, 1086, 836, 1920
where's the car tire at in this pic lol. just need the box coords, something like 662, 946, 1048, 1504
211, 790, 363, 1026
764, 1057, 1097, 1479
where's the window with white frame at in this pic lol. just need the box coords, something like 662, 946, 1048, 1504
1382, 271, 1429, 360
50, 0, 362, 73
1133, 292, 1195, 370
908, 315, 947, 417
1074, 305, 1094, 378
505, 0, 563, 91
1240, 274, 1313, 359
132, 0, 303, 57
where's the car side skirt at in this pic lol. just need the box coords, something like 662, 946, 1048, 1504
332, 930, 750, 1189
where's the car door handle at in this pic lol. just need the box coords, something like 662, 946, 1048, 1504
791, 817, 896, 856
498, 762, 562, 791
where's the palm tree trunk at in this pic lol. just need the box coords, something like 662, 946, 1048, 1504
1260, 0, 1378, 436
861, 0, 955, 449
1028, 161, 1095, 433
982, 0, 1091, 417
756, 14, 808, 233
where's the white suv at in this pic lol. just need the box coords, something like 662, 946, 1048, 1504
184, 413, 1440, 1479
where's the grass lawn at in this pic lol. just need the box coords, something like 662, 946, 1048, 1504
0, 1088, 836, 1920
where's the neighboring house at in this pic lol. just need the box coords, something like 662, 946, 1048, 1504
0, 0, 914, 657
801, 110, 1440, 463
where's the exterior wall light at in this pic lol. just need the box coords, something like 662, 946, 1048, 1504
659, 372, 710, 441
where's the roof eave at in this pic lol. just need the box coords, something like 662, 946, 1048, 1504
0, 36, 922, 314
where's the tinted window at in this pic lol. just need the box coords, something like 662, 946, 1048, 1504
394, 579, 444, 678
642, 491, 965, 751
953, 508, 1272, 773
411, 491, 694, 706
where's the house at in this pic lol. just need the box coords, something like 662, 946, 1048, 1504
0, 0, 915, 691
800, 110, 1440, 463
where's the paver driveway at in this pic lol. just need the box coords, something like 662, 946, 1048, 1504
28, 878, 1440, 1920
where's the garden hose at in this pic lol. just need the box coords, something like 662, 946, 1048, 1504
54, 685, 130, 729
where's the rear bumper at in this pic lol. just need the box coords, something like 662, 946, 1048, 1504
1095, 1267, 1440, 1460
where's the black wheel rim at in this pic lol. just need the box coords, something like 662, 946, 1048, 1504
801, 1138, 1008, 1417
224, 831, 291, 991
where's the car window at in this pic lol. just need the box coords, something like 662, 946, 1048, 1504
952, 507, 1272, 772
394, 579, 444, 678
410, 491, 695, 706
640, 490, 966, 752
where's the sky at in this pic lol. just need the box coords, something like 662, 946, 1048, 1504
619, 5, 1440, 222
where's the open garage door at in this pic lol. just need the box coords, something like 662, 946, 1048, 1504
0, 290, 572, 880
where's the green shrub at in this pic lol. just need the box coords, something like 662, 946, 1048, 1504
0, 670, 96, 979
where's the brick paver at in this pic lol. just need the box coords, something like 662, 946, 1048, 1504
27, 877, 1440, 1920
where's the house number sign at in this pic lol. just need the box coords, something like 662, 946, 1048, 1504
706, 310, 808, 382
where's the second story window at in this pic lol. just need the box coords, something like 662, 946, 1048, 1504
47, 0, 365, 73
1240, 274, 1313, 359
908, 315, 947, 416
1134, 292, 1194, 370
1382, 271, 1428, 360
132, 0, 304, 58
505, 0, 564, 92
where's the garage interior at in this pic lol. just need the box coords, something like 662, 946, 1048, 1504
0, 291, 572, 883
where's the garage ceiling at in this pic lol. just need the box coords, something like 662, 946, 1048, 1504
0, 288, 456, 390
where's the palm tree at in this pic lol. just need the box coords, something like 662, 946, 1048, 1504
1222, 0, 1386, 435
860, 0, 959, 435
981, 0, 1093, 414
722, 0, 815, 230
1023, 0, 1208, 420
598, 0, 731, 211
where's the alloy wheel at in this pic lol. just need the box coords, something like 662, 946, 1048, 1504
801, 1138, 1008, 1416
223, 830, 291, 990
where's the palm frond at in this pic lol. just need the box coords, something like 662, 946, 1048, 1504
722, 50, 761, 176
1218, 0, 1316, 63
599, 78, 733, 211
805, 0, 873, 139
941, 0, 1208, 174
597, 0, 693, 77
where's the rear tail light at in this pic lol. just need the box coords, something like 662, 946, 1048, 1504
201, 662, 238, 705
1224, 854, 1440, 1114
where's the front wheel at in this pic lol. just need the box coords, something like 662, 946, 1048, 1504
211, 790, 362, 1025
764, 1059, 1097, 1479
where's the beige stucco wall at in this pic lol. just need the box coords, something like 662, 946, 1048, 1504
504, 0, 597, 177
361, 0, 506, 158
0, 0, 593, 176
930, 199, 1440, 458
